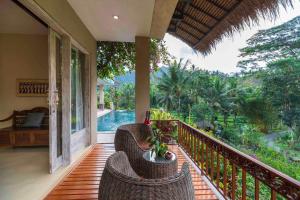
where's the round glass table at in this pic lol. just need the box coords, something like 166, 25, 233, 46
142, 151, 178, 179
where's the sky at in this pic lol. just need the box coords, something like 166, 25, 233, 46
163, 0, 300, 74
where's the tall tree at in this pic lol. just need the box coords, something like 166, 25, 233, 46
118, 84, 135, 110
157, 59, 190, 113
262, 57, 300, 140
97, 39, 170, 79
238, 16, 300, 71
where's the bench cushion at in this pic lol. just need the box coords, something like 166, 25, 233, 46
22, 112, 45, 128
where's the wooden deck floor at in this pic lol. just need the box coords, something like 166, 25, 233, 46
45, 144, 218, 200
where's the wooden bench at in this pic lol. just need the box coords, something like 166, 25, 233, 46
0, 107, 49, 147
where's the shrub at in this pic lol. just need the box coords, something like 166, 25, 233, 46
150, 108, 176, 120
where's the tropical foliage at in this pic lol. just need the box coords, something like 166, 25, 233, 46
100, 16, 300, 181
104, 84, 135, 110
96, 39, 170, 79
238, 16, 300, 71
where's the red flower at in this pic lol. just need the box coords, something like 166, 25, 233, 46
144, 119, 151, 125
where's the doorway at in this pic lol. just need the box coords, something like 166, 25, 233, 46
0, 0, 53, 199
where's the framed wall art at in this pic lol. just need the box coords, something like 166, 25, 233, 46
16, 79, 48, 97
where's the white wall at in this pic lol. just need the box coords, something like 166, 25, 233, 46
0, 33, 48, 128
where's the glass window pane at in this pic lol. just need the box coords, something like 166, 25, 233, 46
71, 48, 85, 133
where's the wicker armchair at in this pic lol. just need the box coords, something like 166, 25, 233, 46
99, 151, 195, 200
114, 123, 153, 176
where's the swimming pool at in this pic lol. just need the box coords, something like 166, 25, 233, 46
97, 110, 135, 132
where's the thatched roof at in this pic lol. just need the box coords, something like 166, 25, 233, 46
167, 0, 293, 55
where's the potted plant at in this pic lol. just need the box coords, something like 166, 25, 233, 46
153, 120, 178, 144
148, 127, 173, 160
144, 110, 174, 160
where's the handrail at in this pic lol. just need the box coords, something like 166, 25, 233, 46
154, 119, 300, 200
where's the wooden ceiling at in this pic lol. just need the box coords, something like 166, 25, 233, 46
167, 0, 293, 55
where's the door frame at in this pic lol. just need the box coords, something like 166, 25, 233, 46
48, 28, 63, 173
61, 35, 72, 166
19, 0, 92, 172
48, 30, 92, 173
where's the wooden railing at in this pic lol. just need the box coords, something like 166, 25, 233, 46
154, 120, 300, 200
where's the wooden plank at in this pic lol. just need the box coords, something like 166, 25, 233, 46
44, 144, 218, 200
45, 194, 98, 200
57, 185, 99, 190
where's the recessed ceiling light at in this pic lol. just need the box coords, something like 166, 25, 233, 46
113, 15, 119, 20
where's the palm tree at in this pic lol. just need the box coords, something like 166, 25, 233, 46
119, 84, 135, 109
157, 59, 190, 113
201, 77, 231, 127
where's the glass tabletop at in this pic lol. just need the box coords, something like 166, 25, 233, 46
143, 151, 176, 163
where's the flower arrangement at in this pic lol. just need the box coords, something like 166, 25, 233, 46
148, 127, 169, 159
144, 110, 174, 160
154, 120, 178, 144
144, 111, 151, 125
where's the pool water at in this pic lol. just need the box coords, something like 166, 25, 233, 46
97, 110, 135, 132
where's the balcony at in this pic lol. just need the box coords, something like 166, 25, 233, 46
45, 120, 300, 200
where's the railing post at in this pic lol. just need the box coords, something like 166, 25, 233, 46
205, 141, 209, 174
200, 136, 204, 171
178, 120, 181, 145
271, 190, 276, 200
193, 130, 196, 162
216, 151, 220, 189
242, 169, 247, 200
231, 164, 237, 200
223, 158, 228, 197
210, 148, 214, 182
196, 134, 200, 165
255, 178, 260, 200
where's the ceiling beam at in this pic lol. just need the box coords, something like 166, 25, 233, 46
170, 12, 212, 33
172, 13, 184, 21
169, 32, 194, 47
169, 24, 203, 44
189, 4, 219, 21
184, 13, 212, 30
180, 20, 206, 35
207, 0, 229, 13
169, 0, 221, 44
177, 26, 202, 41
193, 0, 243, 48
173, 1, 191, 31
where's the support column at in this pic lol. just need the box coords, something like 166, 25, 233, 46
135, 36, 150, 123
98, 84, 104, 110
